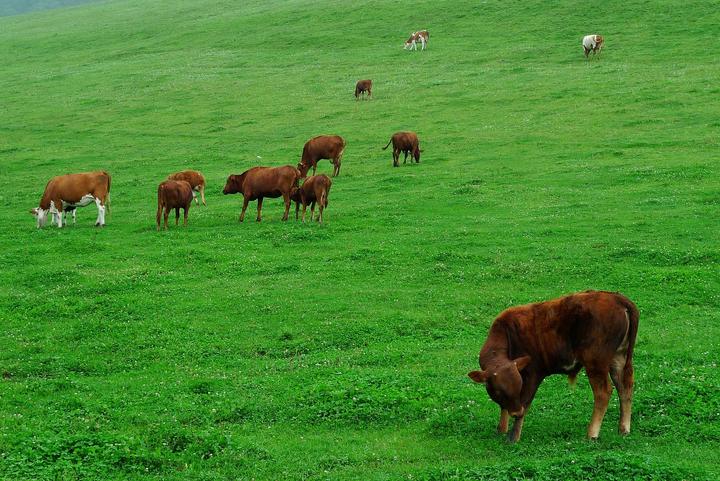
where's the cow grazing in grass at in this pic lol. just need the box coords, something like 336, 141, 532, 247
290, 174, 332, 223
156, 180, 194, 230
31, 171, 111, 228
167, 170, 206, 206
382, 132, 421, 167
583, 34, 604, 58
355, 79, 372, 100
468, 291, 639, 442
222, 165, 301, 222
297, 135, 346, 178
404, 30, 429, 51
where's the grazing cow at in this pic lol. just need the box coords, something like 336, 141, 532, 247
404, 30, 429, 51
290, 174, 332, 223
167, 170, 206, 206
30, 171, 111, 228
583, 34, 604, 58
297, 135, 346, 178
222, 165, 301, 222
156, 180, 194, 231
468, 291, 639, 442
382, 132, 421, 167
355, 79, 372, 100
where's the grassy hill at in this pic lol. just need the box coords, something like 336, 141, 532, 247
1, 0, 718, 479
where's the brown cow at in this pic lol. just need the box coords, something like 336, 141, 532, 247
297, 135, 346, 178
583, 34, 604, 58
156, 180, 193, 231
167, 170, 206, 206
468, 291, 639, 442
290, 174, 332, 223
222, 165, 300, 222
355, 79, 372, 100
404, 30, 429, 50
382, 132, 421, 167
30, 171, 111, 228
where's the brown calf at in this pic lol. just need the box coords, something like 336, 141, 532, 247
382, 132, 421, 167
222, 165, 300, 222
31, 171, 111, 228
468, 291, 639, 442
290, 174, 332, 223
355, 79, 372, 100
297, 135, 346, 178
404, 30, 429, 50
167, 170, 206, 206
156, 180, 194, 230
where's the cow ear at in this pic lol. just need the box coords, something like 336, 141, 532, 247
513, 356, 532, 372
468, 370, 490, 383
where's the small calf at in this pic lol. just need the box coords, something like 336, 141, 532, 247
167, 170, 206, 206
583, 34, 604, 58
290, 174, 332, 223
157, 180, 194, 230
355, 79, 372, 100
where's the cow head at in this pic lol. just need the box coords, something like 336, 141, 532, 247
468, 356, 531, 416
222, 174, 244, 195
30, 207, 49, 228
289, 186, 302, 202
296, 162, 309, 179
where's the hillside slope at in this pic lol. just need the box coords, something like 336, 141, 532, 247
1, 0, 718, 479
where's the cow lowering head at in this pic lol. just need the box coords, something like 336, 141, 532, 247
222, 174, 245, 195
296, 162, 310, 179
468, 356, 532, 416
30, 207, 50, 228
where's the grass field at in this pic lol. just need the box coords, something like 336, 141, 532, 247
1, 0, 719, 479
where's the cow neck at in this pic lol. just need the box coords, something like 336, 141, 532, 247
39, 192, 53, 210
479, 321, 511, 369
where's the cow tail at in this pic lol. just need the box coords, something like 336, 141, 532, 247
382, 139, 392, 150
622, 298, 640, 381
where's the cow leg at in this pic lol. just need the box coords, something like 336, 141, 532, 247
282, 193, 290, 221
192, 190, 199, 205
403, 151, 409, 164
610, 354, 633, 435
71, 209, 77, 225
497, 409, 510, 434
94, 197, 105, 226
318, 201, 324, 223
295, 201, 300, 220
587, 369, 612, 439
301, 202, 307, 223
239, 197, 249, 222
507, 415, 526, 443
310, 201, 316, 222
312, 163, 317, 176
164, 208, 169, 230
393, 149, 399, 167
156, 204, 163, 231
175, 207, 180, 225
256, 197, 264, 222
183, 206, 189, 226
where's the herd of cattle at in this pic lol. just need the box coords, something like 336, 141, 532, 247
27, 31, 629, 443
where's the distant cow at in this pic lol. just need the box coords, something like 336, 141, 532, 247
382, 132, 421, 167
355, 79, 372, 100
404, 30, 429, 51
222, 165, 301, 222
297, 135, 346, 178
167, 170, 206, 206
156, 180, 193, 230
290, 174, 332, 223
468, 291, 639, 442
583, 34, 604, 58
30, 171, 111, 228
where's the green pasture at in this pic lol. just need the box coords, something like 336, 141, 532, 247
1, 0, 718, 479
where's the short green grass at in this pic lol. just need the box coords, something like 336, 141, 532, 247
1, 0, 719, 479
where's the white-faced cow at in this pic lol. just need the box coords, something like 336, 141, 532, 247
404, 30, 429, 51
297, 135, 346, 178
157, 180, 194, 231
468, 291, 639, 442
583, 34, 604, 58
167, 170, 206, 206
290, 174, 332, 223
31, 171, 111, 228
382, 132, 421, 167
355, 79, 372, 100
222, 165, 301, 222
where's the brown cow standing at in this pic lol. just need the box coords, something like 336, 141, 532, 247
382, 132, 421, 167
290, 174, 332, 223
156, 180, 194, 230
30, 171, 111, 228
222, 165, 300, 222
404, 30, 429, 50
297, 135, 345, 178
167, 170, 206, 206
355, 79, 372, 100
468, 291, 639, 442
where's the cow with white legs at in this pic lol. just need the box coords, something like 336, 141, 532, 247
30, 171, 111, 228
404, 30, 429, 51
583, 34, 604, 58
